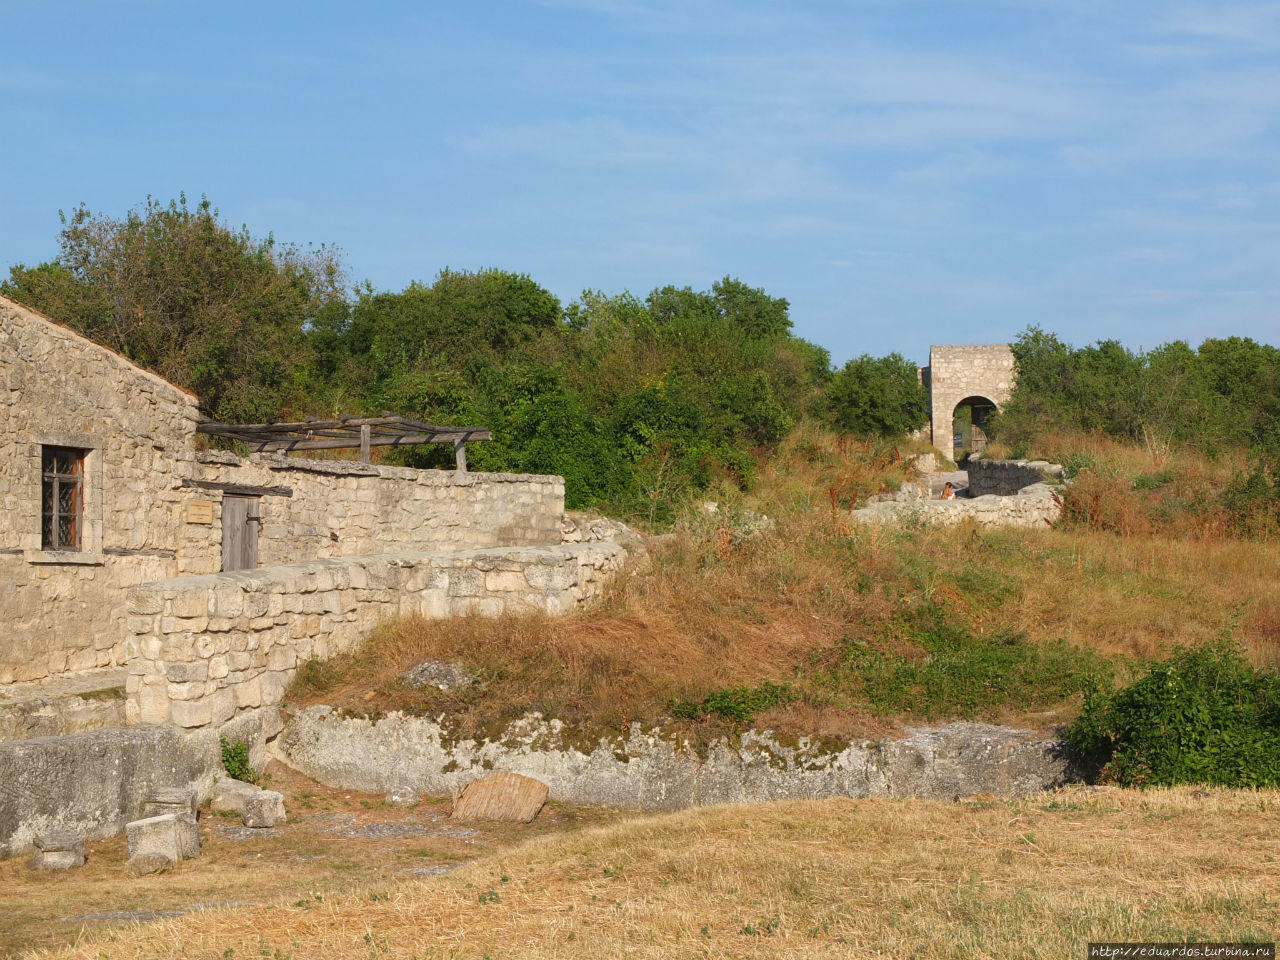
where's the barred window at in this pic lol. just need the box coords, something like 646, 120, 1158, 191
41, 446, 85, 551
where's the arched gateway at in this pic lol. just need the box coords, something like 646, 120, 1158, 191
920, 344, 1016, 456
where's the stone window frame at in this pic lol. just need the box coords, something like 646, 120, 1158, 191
25, 432, 104, 565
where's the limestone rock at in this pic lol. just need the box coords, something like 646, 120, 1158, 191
209, 777, 261, 815
241, 790, 286, 828
125, 853, 173, 876
400, 661, 472, 692
27, 829, 85, 871
450, 771, 548, 823
385, 786, 419, 807
126, 812, 195, 866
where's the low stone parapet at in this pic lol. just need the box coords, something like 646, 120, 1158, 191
851, 482, 1063, 529
967, 458, 1064, 496
123, 543, 628, 732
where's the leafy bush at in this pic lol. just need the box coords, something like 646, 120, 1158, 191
835, 608, 1110, 719
670, 681, 794, 724
219, 736, 257, 784
1220, 457, 1280, 537
1063, 639, 1280, 787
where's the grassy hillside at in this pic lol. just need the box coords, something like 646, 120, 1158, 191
38, 787, 1280, 960
288, 426, 1280, 744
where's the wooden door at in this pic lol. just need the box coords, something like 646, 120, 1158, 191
221, 495, 260, 572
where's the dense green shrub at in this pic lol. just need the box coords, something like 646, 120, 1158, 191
832, 608, 1110, 719
1063, 640, 1280, 787
219, 736, 257, 783
670, 682, 794, 724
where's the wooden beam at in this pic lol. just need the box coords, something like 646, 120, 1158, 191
454, 438, 467, 473
359, 424, 371, 463
181, 479, 295, 498
247, 429, 493, 453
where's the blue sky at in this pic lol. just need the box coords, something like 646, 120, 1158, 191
2, 1, 1278, 366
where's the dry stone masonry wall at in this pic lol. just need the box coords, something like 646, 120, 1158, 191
0, 297, 202, 682
967, 458, 1065, 496
1, 296, 569, 684
123, 543, 627, 732
178, 452, 564, 576
851, 459, 1065, 529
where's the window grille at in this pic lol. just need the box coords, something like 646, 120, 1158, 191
41, 446, 85, 551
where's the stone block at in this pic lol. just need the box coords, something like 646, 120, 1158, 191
165, 660, 208, 683
169, 590, 207, 619
127, 590, 164, 616
126, 813, 193, 865
137, 683, 171, 724
141, 787, 199, 820
170, 698, 213, 728
126, 853, 172, 876
260, 670, 289, 706
242, 790, 286, 828
233, 675, 263, 709
209, 586, 243, 620
266, 645, 296, 672
209, 777, 260, 815
27, 829, 86, 871
210, 688, 236, 726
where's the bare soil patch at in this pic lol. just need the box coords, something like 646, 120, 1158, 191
0, 761, 624, 957
28, 785, 1280, 960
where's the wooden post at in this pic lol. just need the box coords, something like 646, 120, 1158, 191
359, 424, 371, 463
454, 438, 467, 473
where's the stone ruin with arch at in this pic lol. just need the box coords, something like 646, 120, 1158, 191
921, 344, 1017, 457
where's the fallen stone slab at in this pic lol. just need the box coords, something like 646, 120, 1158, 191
125, 853, 173, 876
241, 790, 286, 828
27, 828, 85, 871
450, 771, 548, 823
141, 786, 199, 820
209, 777, 260, 816
126, 812, 198, 866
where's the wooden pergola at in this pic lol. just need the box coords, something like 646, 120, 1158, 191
197, 415, 493, 471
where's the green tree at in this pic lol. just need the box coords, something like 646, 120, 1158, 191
3, 195, 345, 421
827, 353, 928, 437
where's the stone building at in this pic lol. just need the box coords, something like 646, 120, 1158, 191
920, 344, 1016, 455
0, 295, 563, 684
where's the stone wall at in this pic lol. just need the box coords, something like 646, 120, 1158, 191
926, 344, 1016, 453
123, 543, 628, 732
0, 296, 202, 683
968, 458, 1065, 496
0, 296, 567, 684
175, 453, 563, 576
851, 483, 1062, 529
280, 710, 1078, 808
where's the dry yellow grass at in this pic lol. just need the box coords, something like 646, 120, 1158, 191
290, 516, 1280, 738
34, 786, 1280, 960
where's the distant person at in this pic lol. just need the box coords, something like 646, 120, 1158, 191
940, 482, 956, 500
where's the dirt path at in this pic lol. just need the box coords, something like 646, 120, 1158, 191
0, 762, 624, 957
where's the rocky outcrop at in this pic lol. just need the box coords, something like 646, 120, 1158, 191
278, 709, 1078, 809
